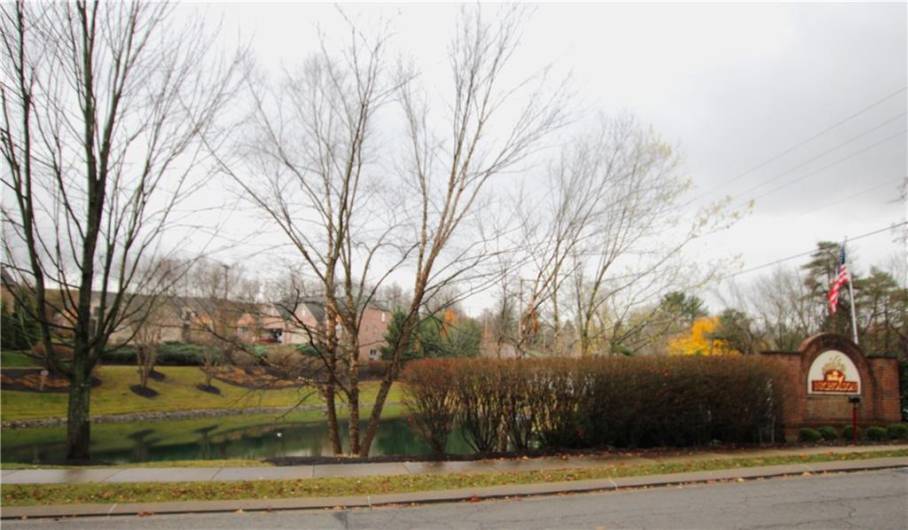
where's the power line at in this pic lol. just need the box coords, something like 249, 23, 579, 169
732, 112, 906, 201
719, 221, 907, 281
792, 175, 904, 220
684, 86, 907, 209
747, 129, 906, 204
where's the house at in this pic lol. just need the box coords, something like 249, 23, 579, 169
229, 296, 391, 361
4, 278, 392, 362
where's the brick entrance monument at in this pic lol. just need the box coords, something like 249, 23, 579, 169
760, 333, 901, 440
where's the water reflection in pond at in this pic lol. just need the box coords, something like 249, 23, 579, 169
0, 414, 471, 465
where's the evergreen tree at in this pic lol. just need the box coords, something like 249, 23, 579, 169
802, 241, 855, 338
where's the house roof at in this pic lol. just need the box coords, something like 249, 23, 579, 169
302, 300, 326, 323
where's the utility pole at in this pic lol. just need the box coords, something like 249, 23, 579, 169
220, 263, 230, 338
518, 277, 525, 353
221, 263, 230, 301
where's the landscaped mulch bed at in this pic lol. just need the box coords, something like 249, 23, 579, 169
195, 383, 221, 394
129, 385, 159, 398
211, 366, 300, 390
0, 368, 101, 393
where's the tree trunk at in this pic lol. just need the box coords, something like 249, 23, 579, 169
137, 346, 148, 388
359, 317, 416, 457
347, 354, 361, 455
324, 383, 342, 454
579, 326, 591, 356
358, 379, 390, 457
552, 295, 560, 353
66, 352, 92, 462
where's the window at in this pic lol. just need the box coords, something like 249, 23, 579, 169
369, 349, 380, 361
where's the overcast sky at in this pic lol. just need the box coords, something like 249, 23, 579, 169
190, 2, 907, 314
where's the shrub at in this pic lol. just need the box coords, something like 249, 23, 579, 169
887, 423, 908, 440
359, 360, 389, 380
817, 426, 839, 441
401, 359, 459, 455
500, 360, 543, 451
866, 426, 887, 441
101, 347, 137, 364
1, 310, 39, 350
450, 360, 509, 452
531, 359, 590, 449
798, 428, 822, 443
402, 355, 786, 453
576, 356, 784, 448
97, 342, 214, 366
841, 425, 861, 440
157, 342, 212, 365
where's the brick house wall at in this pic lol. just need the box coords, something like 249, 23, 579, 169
278, 302, 390, 361
357, 305, 390, 362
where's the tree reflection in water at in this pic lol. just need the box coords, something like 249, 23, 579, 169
1, 417, 471, 465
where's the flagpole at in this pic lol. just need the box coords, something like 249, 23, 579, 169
844, 238, 859, 345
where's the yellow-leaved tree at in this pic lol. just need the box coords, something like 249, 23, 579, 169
667, 317, 738, 356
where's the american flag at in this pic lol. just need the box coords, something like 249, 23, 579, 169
827, 244, 849, 314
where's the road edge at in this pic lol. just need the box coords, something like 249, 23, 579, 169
3, 457, 906, 520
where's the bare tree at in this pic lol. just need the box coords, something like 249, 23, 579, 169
214, 11, 406, 454
711, 266, 822, 352
507, 140, 608, 355
216, 6, 565, 456
479, 273, 519, 357
360, 5, 566, 455
0, 1, 241, 460
132, 304, 164, 391
555, 115, 731, 356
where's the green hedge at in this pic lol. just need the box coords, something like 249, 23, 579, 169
817, 426, 839, 441
799, 428, 822, 443
402, 356, 787, 453
100, 342, 219, 366
842, 425, 860, 440
866, 426, 887, 441
887, 423, 908, 440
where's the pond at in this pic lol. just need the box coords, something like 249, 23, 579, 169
0, 413, 472, 465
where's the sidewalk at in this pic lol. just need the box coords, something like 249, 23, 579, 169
2, 454, 905, 520
2, 443, 906, 485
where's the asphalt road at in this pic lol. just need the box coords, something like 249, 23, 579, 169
6, 468, 907, 530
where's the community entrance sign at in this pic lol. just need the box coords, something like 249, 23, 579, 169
760, 333, 900, 440
807, 350, 860, 395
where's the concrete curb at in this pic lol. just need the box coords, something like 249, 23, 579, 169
2, 457, 905, 520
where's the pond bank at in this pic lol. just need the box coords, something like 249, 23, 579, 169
1, 404, 327, 429
1, 408, 431, 466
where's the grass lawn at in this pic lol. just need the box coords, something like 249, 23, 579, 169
1, 365, 402, 421
3, 449, 905, 507
0, 350, 39, 367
